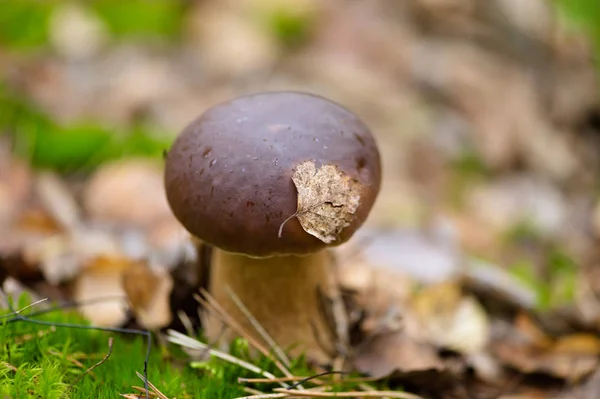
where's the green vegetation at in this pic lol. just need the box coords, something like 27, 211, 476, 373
1, 295, 311, 398
0, 0, 185, 51
263, 8, 315, 50
509, 247, 579, 311
0, 86, 170, 173
556, 0, 600, 57
91, 0, 185, 40
1, 294, 384, 399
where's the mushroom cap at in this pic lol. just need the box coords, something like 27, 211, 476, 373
164, 91, 381, 257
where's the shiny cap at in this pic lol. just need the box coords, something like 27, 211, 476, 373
164, 91, 381, 257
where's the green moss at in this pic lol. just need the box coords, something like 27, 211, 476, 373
0, 295, 249, 398
1, 292, 398, 398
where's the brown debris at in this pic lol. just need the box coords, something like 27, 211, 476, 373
2, 1, 600, 397
82, 158, 172, 228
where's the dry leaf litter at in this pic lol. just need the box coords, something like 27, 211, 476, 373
2, 1, 600, 398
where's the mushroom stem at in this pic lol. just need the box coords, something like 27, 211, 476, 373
204, 248, 337, 365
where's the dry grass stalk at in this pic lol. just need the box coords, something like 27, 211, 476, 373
225, 286, 292, 368
196, 289, 296, 382
272, 388, 425, 399
166, 329, 288, 389
238, 376, 325, 385
135, 371, 170, 399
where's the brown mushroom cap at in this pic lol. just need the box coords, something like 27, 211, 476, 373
164, 91, 381, 257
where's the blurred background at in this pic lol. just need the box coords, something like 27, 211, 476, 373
2, 0, 600, 316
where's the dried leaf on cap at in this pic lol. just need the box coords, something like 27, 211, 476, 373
291, 161, 361, 243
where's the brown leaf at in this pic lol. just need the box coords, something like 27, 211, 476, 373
72, 255, 131, 327
290, 161, 361, 243
493, 319, 600, 383
35, 171, 81, 231
353, 331, 445, 378
122, 261, 173, 330
412, 282, 490, 354
82, 158, 172, 228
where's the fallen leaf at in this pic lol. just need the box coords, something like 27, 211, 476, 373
82, 158, 172, 228
412, 282, 490, 354
35, 171, 81, 231
567, 367, 600, 399
494, 342, 598, 384
493, 315, 600, 383
72, 255, 131, 327
291, 161, 361, 243
122, 261, 173, 330
353, 331, 444, 378
16, 208, 62, 234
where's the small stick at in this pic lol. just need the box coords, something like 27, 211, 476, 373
287, 371, 348, 389
136, 372, 169, 399
239, 376, 324, 385
176, 310, 195, 338
131, 386, 159, 397
166, 330, 286, 388
225, 286, 292, 368
243, 387, 268, 395
0, 298, 48, 319
323, 257, 349, 376
273, 388, 425, 399
70, 337, 114, 386
236, 393, 288, 399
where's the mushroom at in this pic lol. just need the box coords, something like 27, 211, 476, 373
164, 91, 381, 364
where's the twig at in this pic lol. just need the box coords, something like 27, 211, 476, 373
197, 290, 295, 383
239, 376, 324, 385
176, 310, 195, 338
225, 286, 292, 368
136, 371, 170, 399
248, 375, 389, 385
287, 371, 348, 389
70, 337, 114, 386
324, 254, 350, 374
243, 387, 269, 396
130, 386, 159, 397
273, 388, 425, 399
166, 329, 287, 388
236, 393, 288, 399
0, 298, 48, 319
1, 295, 128, 324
